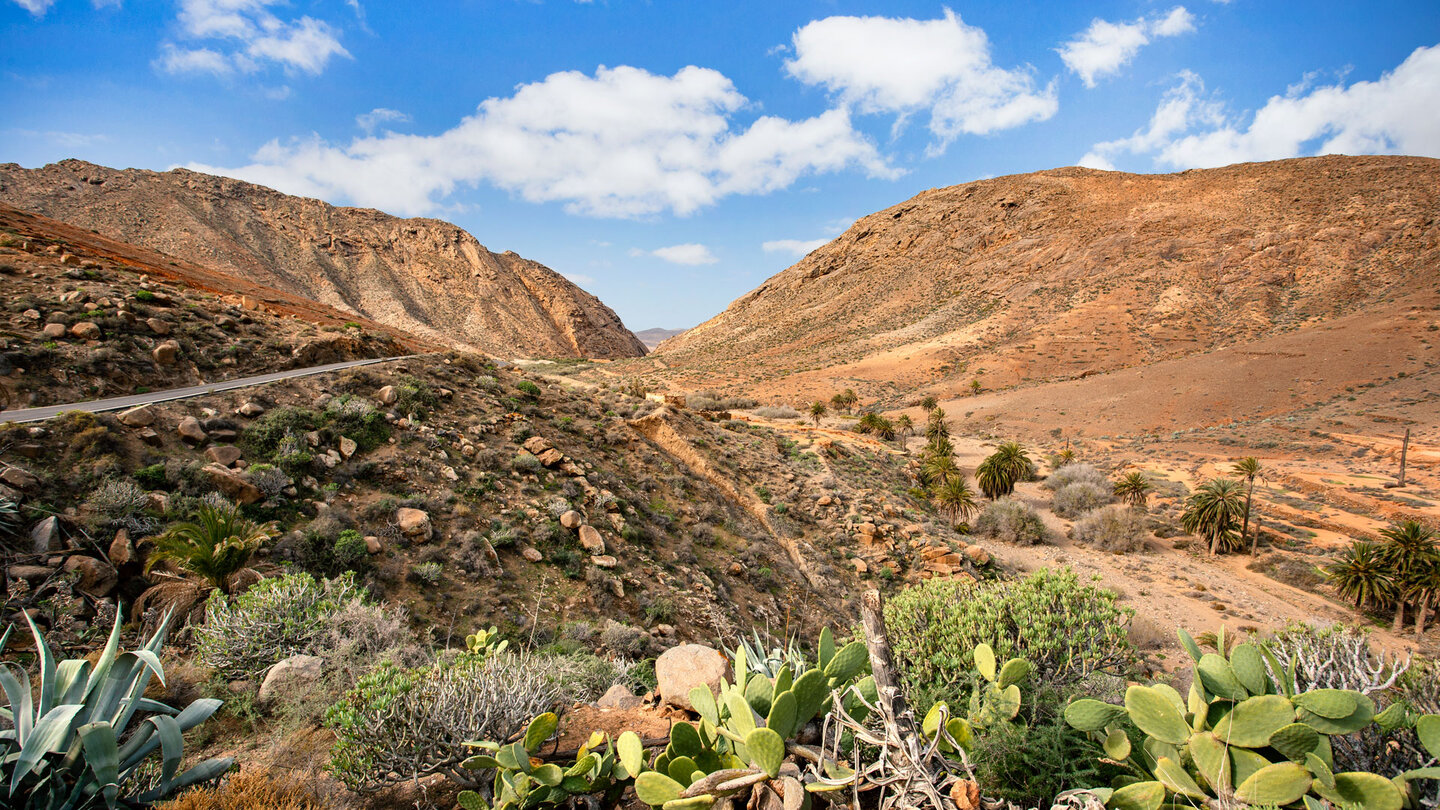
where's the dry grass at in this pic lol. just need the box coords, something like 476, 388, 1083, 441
156, 770, 327, 810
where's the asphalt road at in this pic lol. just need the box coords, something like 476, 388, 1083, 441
1, 355, 419, 424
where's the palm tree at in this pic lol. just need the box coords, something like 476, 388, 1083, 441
968, 379, 982, 396
919, 395, 938, 411
808, 401, 827, 427
1407, 561, 1440, 638
1325, 541, 1399, 610
933, 476, 979, 527
1230, 457, 1265, 556
921, 453, 961, 489
829, 389, 857, 414
1053, 448, 1076, 468
925, 407, 949, 443
895, 414, 914, 450
147, 502, 276, 595
1378, 520, 1439, 632
1181, 478, 1246, 555
976, 441, 1032, 499
1113, 472, 1152, 509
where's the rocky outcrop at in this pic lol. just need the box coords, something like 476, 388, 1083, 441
0, 159, 647, 359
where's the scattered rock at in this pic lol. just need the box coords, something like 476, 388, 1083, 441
257, 654, 324, 704
597, 684, 643, 709
1, 467, 39, 490
590, 554, 618, 568
59, 253, 81, 266
522, 436, 552, 456
69, 322, 101, 340
963, 545, 991, 566
441, 466, 458, 482
63, 555, 117, 598
656, 644, 729, 712
8, 565, 53, 582
560, 510, 583, 529
152, 340, 180, 365
365, 535, 383, 554
205, 445, 243, 466
201, 464, 263, 504
578, 525, 606, 555
21, 309, 40, 322
117, 405, 155, 427
395, 508, 433, 541
177, 416, 207, 444
377, 385, 398, 404
30, 516, 61, 553
338, 436, 357, 459
522, 546, 544, 563
146, 318, 171, 335
138, 428, 161, 446
236, 402, 266, 417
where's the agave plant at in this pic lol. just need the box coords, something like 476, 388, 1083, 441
0, 610, 233, 808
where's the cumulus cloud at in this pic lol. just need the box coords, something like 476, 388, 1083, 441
1058, 6, 1196, 88
160, 0, 350, 77
762, 238, 827, 256
644, 244, 718, 265
784, 9, 1056, 148
10, 0, 56, 15
1080, 45, 1440, 170
356, 107, 410, 133
190, 65, 897, 218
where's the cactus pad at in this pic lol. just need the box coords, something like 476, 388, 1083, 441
997, 658, 1033, 689
1314, 771, 1404, 810
1187, 733, 1230, 792
1293, 689, 1359, 719
745, 727, 785, 778
823, 641, 868, 682
1212, 695, 1294, 747
636, 772, 687, 806
1065, 699, 1128, 732
1196, 653, 1249, 701
1125, 685, 1191, 745
1414, 714, 1439, 758
1268, 722, 1321, 762
663, 796, 716, 810
1234, 762, 1312, 806
618, 731, 645, 778
1228, 643, 1270, 696
767, 690, 799, 739
789, 669, 828, 725
1153, 756, 1206, 799
1106, 780, 1164, 810
974, 644, 997, 682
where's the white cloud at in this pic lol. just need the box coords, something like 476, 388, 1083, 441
190, 65, 896, 218
648, 244, 718, 265
10, 0, 56, 15
762, 238, 827, 256
1058, 6, 1195, 88
5, 128, 110, 147
161, 0, 350, 77
561, 272, 596, 286
1081, 45, 1440, 170
784, 9, 1057, 148
356, 107, 410, 133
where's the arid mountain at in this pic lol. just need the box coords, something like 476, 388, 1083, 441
0, 159, 647, 359
638, 156, 1440, 416
633, 327, 688, 350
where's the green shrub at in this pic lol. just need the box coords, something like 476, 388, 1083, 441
133, 463, 167, 490
512, 453, 542, 474
516, 380, 542, 397
974, 498, 1049, 545
392, 375, 438, 416
412, 560, 443, 584
1071, 506, 1149, 552
194, 572, 371, 679
1051, 481, 1115, 519
885, 568, 1136, 706
132, 289, 157, 302
333, 529, 369, 570
323, 394, 390, 451
241, 407, 318, 473
965, 681, 1112, 806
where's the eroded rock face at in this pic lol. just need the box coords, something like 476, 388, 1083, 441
656, 644, 728, 712
0, 160, 647, 359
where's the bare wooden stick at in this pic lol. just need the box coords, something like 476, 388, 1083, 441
860, 589, 915, 741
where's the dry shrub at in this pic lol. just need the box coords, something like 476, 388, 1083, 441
1051, 481, 1114, 519
1041, 462, 1106, 491
974, 499, 1049, 545
156, 769, 325, 810
1071, 506, 1149, 552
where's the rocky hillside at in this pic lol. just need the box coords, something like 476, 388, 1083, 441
0, 160, 647, 360
639, 155, 1440, 405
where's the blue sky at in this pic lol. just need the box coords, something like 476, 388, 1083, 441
3, 2, 1438, 330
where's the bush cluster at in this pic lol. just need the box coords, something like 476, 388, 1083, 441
752, 405, 800, 419
1040, 462, 1106, 491
973, 498, 1049, 545
1070, 506, 1149, 552
1050, 481, 1114, 519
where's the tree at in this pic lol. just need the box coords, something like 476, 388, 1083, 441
147, 502, 276, 595
1230, 457, 1265, 556
919, 395, 938, 411
1113, 472, 1152, 509
921, 452, 960, 490
1378, 520, 1439, 632
968, 379, 982, 396
933, 476, 979, 527
894, 414, 914, 450
830, 393, 847, 413
976, 441, 1032, 499
1325, 541, 1398, 610
854, 412, 894, 440
830, 389, 858, 414
925, 407, 950, 443
1181, 478, 1246, 555
808, 401, 827, 427
1053, 448, 1076, 467
1407, 560, 1440, 638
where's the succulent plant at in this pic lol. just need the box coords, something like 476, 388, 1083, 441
466, 626, 509, 659
457, 713, 636, 810
919, 643, 1033, 757
1064, 626, 1440, 810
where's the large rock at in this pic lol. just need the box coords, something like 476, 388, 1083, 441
177, 416, 207, 444
146, 317, 171, 335
395, 508, 433, 541
205, 445, 243, 466
578, 525, 606, 555
7, 565, 53, 582
656, 644, 729, 712
257, 654, 324, 704
236, 402, 266, 417
152, 340, 180, 365
63, 555, 117, 597
559, 510, 583, 530
42, 323, 66, 339
108, 529, 134, 567
30, 516, 61, 553
597, 684, 642, 709
117, 405, 155, 427
202, 464, 263, 504
69, 321, 102, 340
1, 467, 39, 490
377, 385, 398, 404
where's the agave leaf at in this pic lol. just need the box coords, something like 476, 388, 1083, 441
23, 612, 57, 718
0, 665, 34, 746
77, 721, 120, 794
10, 703, 84, 795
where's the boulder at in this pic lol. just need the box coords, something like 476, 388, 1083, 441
597, 684, 643, 709
117, 405, 155, 427
536, 448, 565, 467
656, 644, 729, 712
42, 323, 66, 339
521, 547, 543, 563
377, 385, 398, 404
70, 322, 102, 340
963, 545, 991, 566
202, 464, 263, 504
138, 428, 161, 446
257, 655, 324, 704
30, 516, 62, 554
236, 402, 266, 417
21, 309, 40, 322
63, 555, 117, 598
152, 340, 180, 365
145, 318, 171, 335
177, 416, 207, 444
522, 436, 553, 456
338, 436, 357, 459
365, 535, 383, 554
559, 510, 583, 530
590, 555, 618, 569
1, 467, 39, 490
108, 529, 134, 567
395, 508, 433, 541
205, 445, 243, 466
8, 565, 53, 582
578, 525, 606, 555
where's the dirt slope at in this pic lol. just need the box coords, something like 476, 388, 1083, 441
635, 155, 1439, 410
0, 159, 647, 359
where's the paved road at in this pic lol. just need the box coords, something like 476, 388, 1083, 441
1, 355, 420, 424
